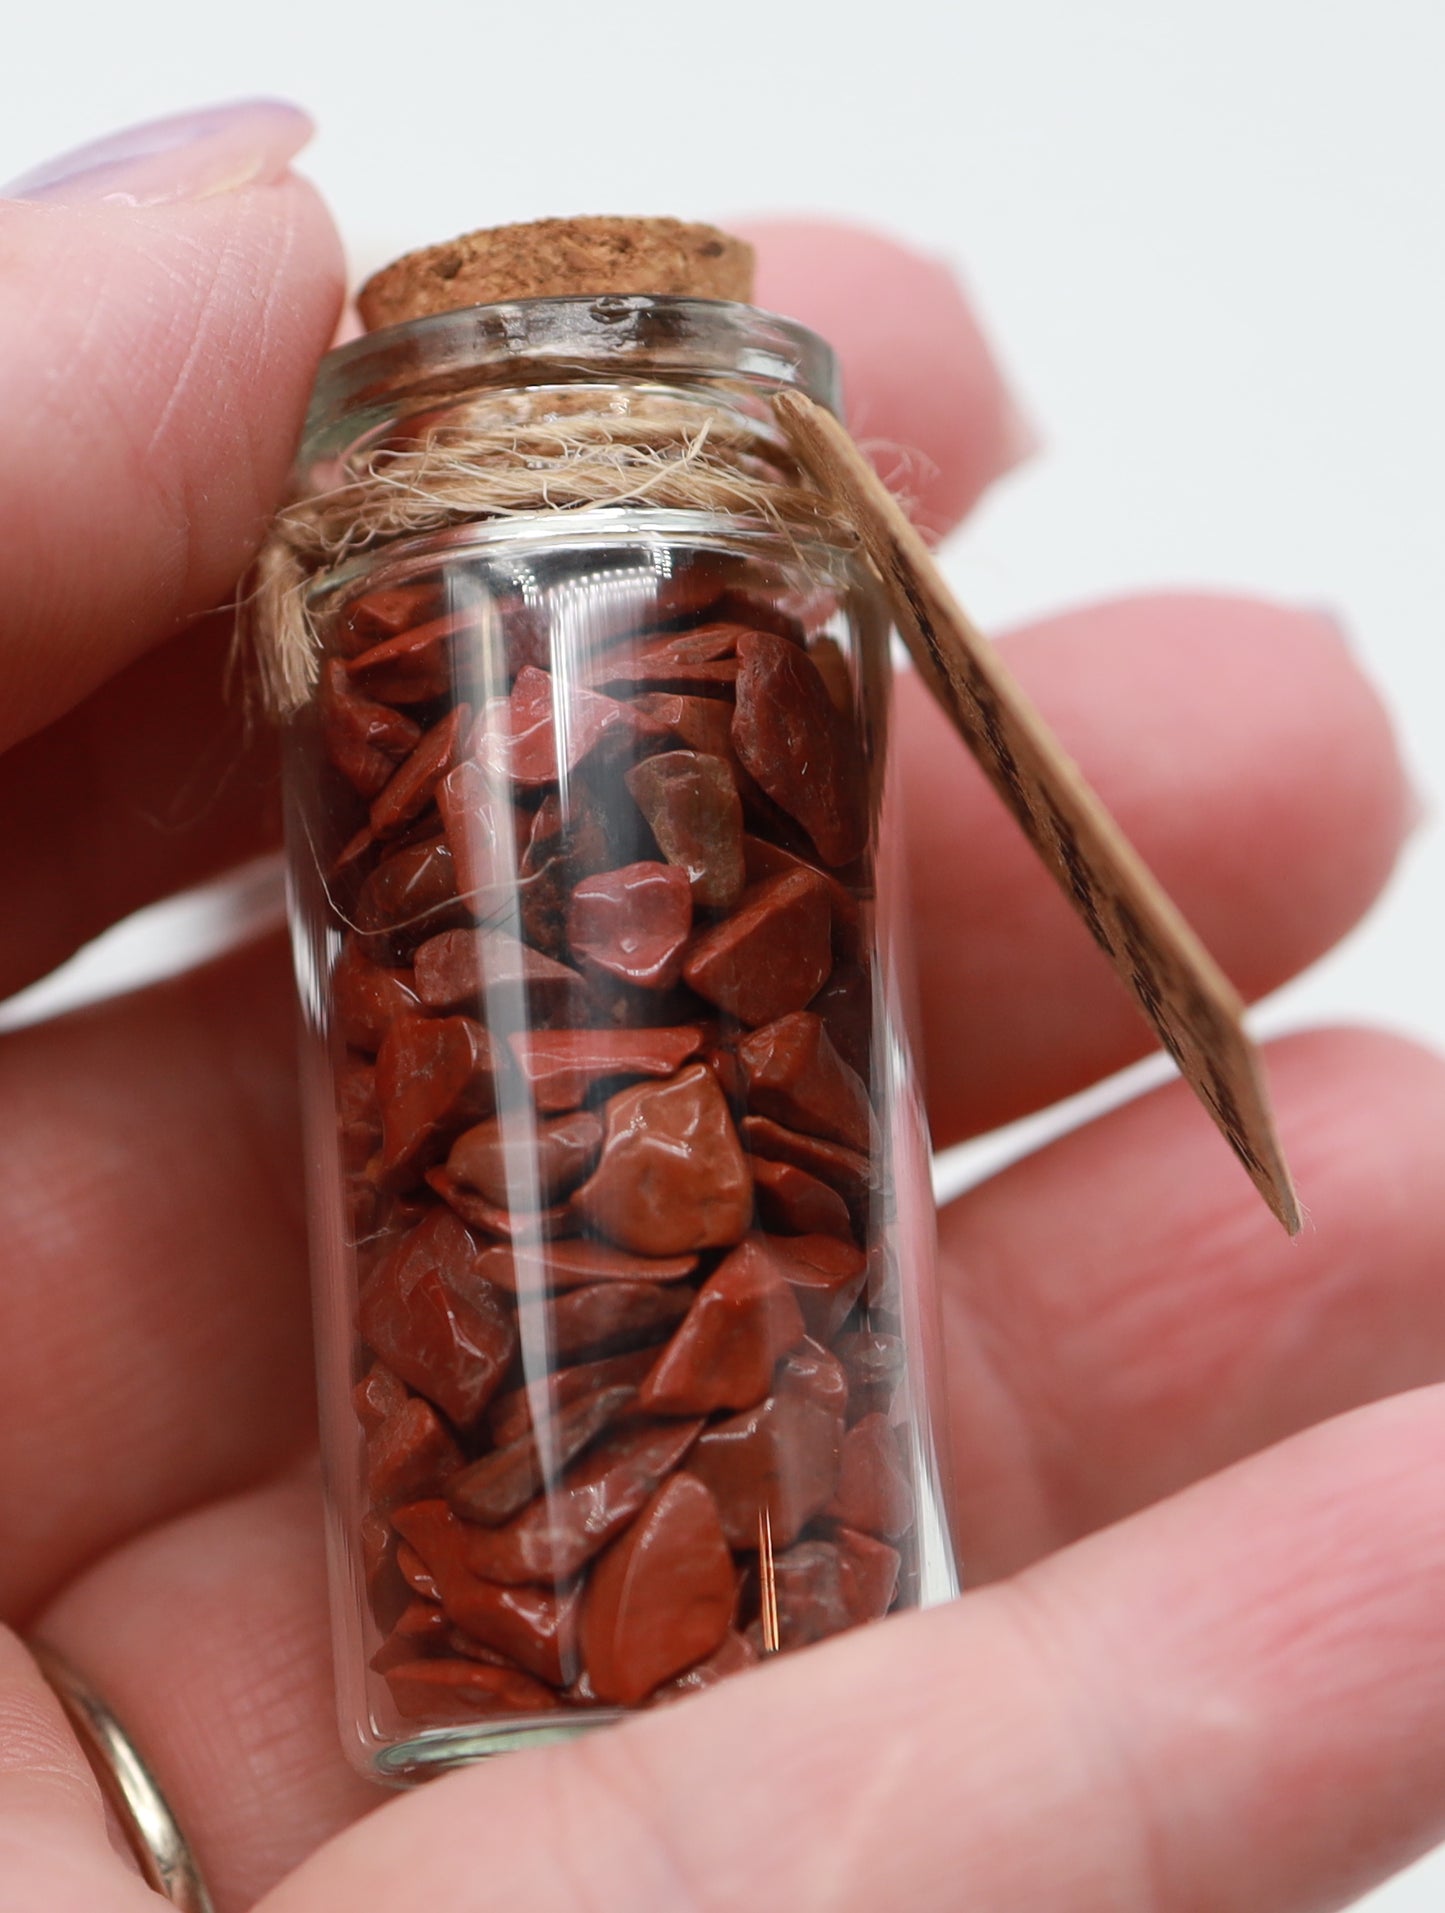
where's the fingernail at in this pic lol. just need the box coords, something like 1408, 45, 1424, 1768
2, 99, 313, 208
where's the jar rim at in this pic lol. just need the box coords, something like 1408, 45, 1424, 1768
304, 295, 841, 457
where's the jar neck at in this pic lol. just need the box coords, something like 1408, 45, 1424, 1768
299, 296, 841, 486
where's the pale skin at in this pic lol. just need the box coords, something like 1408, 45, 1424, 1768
0, 100, 1441, 1913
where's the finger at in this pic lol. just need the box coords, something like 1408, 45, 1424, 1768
0, 1629, 153, 1909
263, 1384, 1445, 1913
739, 216, 1035, 534
35, 1468, 374, 1913
937, 1026, 1445, 1579
0, 938, 311, 1620
0, 615, 279, 1001
0, 101, 343, 754
905, 593, 1414, 1142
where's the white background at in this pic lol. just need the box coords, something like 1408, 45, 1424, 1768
3, 3, 1441, 1904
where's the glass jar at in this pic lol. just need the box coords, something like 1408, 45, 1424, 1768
280, 294, 958, 1782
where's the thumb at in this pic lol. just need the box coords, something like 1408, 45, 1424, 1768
0, 100, 343, 753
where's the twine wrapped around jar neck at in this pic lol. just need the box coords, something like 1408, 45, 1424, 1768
245, 394, 855, 717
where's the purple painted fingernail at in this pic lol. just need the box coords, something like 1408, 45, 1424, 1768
2, 99, 313, 208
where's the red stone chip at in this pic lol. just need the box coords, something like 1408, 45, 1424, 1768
686, 1383, 844, 1550
751, 1540, 852, 1650
332, 943, 423, 1052
346, 613, 459, 703
385, 1658, 562, 1720
445, 1110, 602, 1209
682, 871, 833, 1027
833, 1524, 901, 1623
507, 1025, 704, 1112
375, 1013, 504, 1179
539, 1279, 695, 1364
320, 658, 422, 796
581, 1475, 736, 1705
476, 1239, 698, 1296
825, 1413, 915, 1539
367, 1396, 462, 1506
336, 580, 442, 653
475, 665, 665, 790
572, 1065, 753, 1254
741, 1115, 873, 1225
486, 1347, 658, 1446
566, 861, 693, 989
738, 1011, 873, 1154
413, 926, 581, 1014
731, 631, 868, 866
625, 751, 746, 912
398, 1417, 704, 1587
638, 1237, 806, 1416
649, 1629, 759, 1704
369, 703, 471, 838
355, 838, 461, 941
760, 1231, 868, 1342
358, 1210, 515, 1426
446, 1384, 638, 1526
436, 759, 523, 905
748, 1155, 853, 1240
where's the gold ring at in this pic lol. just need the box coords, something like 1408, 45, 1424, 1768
31, 1644, 215, 1913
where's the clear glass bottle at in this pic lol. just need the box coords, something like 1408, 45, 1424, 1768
280, 293, 958, 1782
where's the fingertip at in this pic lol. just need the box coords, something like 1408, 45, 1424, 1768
735, 216, 1034, 533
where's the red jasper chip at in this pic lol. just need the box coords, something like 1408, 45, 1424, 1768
833, 1524, 901, 1623
749, 1155, 853, 1240
633, 691, 737, 762
752, 1540, 853, 1650
540, 1280, 695, 1363
354, 1361, 407, 1434
581, 1474, 735, 1705
682, 870, 832, 1028
638, 1237, 806, 1416
355, 837, 462, 940
437, 1573, 580, 1687
446, 1384, 638, 1526
338, 1062, 382, 1175
398, 1418, 703, 1586
487, 1348, 657, 1446
731, 631, 868, 866
320, 658, 421, 796
778, 1337, 850, 1421
834, 1330, 905, 1422
573, 1065, 753, 1255
338, 580, 441, 651
589, 625, 742, 694
396, 1542, 439, 1601
358, 1209, 516, 1425
807, 963, 873, 1080
424, 1173, 574, 1239
475, 666, 665, 790
346, 614, 457, 702
650, 1629, 759, 1705
436, 760, 523, 906
414, 926, 581, 1014
367, 1396, 463, 1506
825, 1413, 915, 1539
624, 752, 746, 912
741, 835, 863, 955
369, 704, 471, 838
738, 1011, 873, 1154
332, 943, 423, 1052
566, 862, 693, 990
686, 1382, 844, 1550
508, 1025, 704, 1112
478, 1240, 698, 1296
445, 1110, 602, 1209
375, 1013, 504, 1178
385, 1657, 563, 1720
370, 1597, 449, 1673
742, 1115, 873, 1226
763, 1231, 868, 1341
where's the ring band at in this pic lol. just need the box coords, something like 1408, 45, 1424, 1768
31, 1644, 215, 1913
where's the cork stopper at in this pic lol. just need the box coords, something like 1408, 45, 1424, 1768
357, 216, 756, 333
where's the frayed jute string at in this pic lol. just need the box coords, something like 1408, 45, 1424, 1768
242, 395, 855, 718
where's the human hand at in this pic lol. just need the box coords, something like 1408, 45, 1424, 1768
1, 100, 1439, 1913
